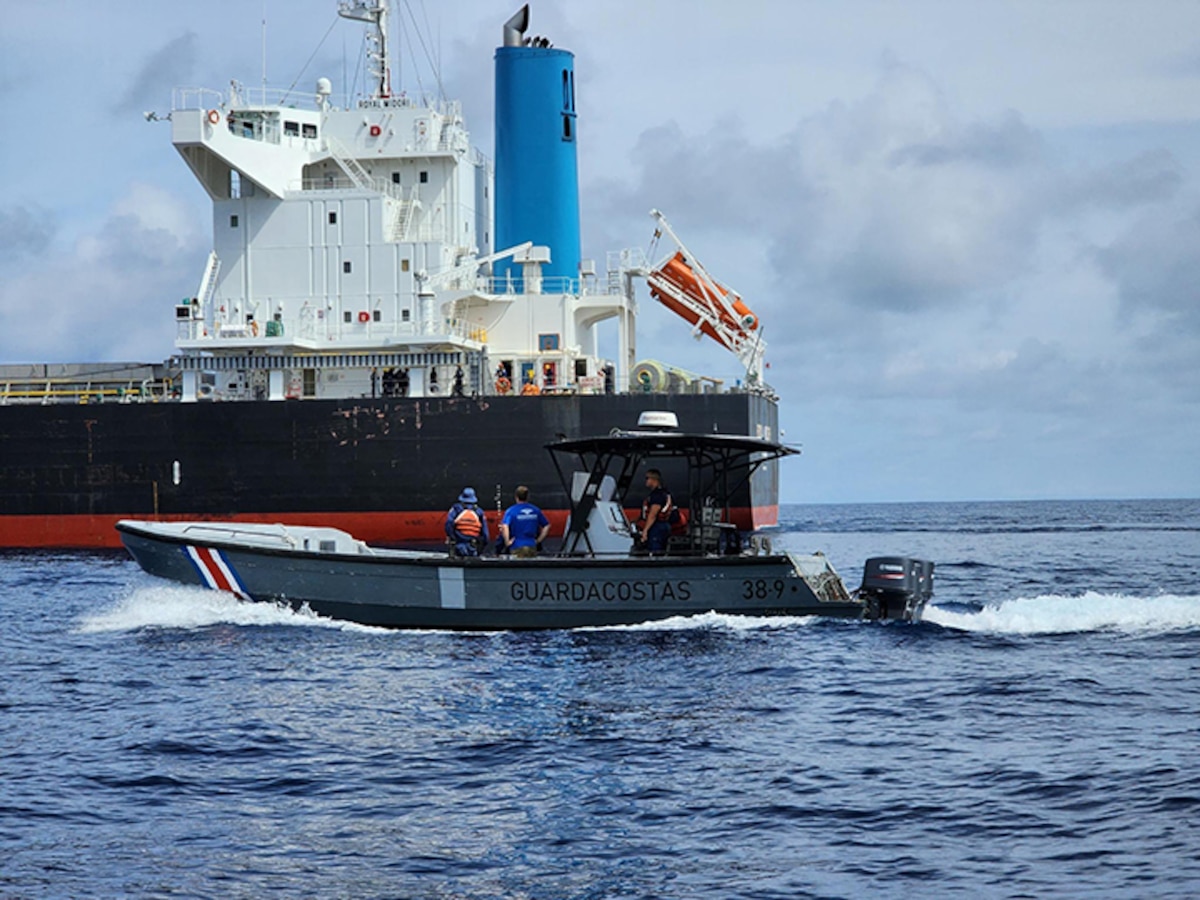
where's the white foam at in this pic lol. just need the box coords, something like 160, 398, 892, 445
78, 587, 825, 637
77, 584, 388, 634
924, 592, 1200, 635
581, 610, 822, 633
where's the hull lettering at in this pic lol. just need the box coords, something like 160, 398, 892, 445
510, 579, 692, 604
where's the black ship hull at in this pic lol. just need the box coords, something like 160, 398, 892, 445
0, 392, 780, 548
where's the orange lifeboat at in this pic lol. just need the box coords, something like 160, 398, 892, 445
647, 252, 758, 351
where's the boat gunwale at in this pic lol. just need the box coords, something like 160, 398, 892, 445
115, 520, 805, 571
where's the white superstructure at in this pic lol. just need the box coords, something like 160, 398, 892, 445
166, 1, 637, 403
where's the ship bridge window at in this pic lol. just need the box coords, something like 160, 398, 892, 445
392, 172, 401, 184
284, 120, 299, 136
302, 123, 318, 139
230, 215, 239, 228
328, 211, 337, 225
343, 261, 352, 274
402, 309, 410, 322
419, 171, 428, 184
562, 114, 573, 142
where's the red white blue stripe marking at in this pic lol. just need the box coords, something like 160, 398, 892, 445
184, 545, 251, 599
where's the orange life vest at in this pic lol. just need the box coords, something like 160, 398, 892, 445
454, 506, 483, 537
642, 490, 676, 523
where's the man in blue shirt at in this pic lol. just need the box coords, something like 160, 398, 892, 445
500, 485, 551, 558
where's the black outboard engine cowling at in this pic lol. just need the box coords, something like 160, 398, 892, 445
858, 557, 935, 621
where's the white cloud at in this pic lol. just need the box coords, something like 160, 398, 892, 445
0, 185, 205, 363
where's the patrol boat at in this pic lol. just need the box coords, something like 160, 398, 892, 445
116, 413, 934, 630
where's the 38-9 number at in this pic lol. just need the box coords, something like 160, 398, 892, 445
742, 579, 785, 600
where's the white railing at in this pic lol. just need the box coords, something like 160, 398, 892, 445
172, 85, 463, 118
324, 136, 374, 192
482, 275, 581, 296
389, 186, 421, 241
172, 87, 227, 112
175, 309, 485, 345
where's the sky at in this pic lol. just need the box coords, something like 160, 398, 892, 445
2, 0, 1198, 503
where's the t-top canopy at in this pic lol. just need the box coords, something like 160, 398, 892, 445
546, 430, 799, 460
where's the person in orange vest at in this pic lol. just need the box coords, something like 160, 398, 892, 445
445, 487, 489, 556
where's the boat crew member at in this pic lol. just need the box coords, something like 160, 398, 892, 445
446, 487, 489, 557
639, 468, 675, 555
500, 486, 551, 558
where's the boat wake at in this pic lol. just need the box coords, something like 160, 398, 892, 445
77, 588, 823, 636
924, 591, 1200, 635
77, 585, 388, 635
581, 610, 821, 633
89, 588, 1193, 638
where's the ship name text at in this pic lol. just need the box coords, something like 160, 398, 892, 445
510, 579, 692, 604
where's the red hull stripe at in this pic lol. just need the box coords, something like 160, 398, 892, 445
0, 505, 780, 550
185, 545, 250, 599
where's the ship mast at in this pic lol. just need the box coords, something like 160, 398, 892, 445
338, 0, 392, 98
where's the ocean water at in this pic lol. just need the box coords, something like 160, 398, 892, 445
3, 499, 1199, 899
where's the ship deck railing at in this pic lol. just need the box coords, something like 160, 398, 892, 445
172, 84, 464, 122
0, 379, 175, 405
176, 313, 489, 345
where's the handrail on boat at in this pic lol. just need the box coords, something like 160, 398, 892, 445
176, 522, 299, 548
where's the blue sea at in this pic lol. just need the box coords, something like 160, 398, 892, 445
4, 499, 1199, 898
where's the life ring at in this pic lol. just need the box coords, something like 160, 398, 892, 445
207, 109, 220, 125
495, 375, 512, 395
358, 311, 371, 323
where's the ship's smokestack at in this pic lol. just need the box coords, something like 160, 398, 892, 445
493, 5, 581, 287
502, 5, 529, 47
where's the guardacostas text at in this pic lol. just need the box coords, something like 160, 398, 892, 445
510, 579, 692, 603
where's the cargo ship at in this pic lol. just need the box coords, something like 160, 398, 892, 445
0, 2, 779, 550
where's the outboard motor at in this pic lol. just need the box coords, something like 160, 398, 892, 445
858, 557, 935, 621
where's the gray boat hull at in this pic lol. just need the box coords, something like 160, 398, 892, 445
116, 521, 902, 629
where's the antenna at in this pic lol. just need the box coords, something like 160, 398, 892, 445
261, 1, 268, 101
339, 0, 392, 98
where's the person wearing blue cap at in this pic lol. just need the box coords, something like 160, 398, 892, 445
445, 487, 489, 556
